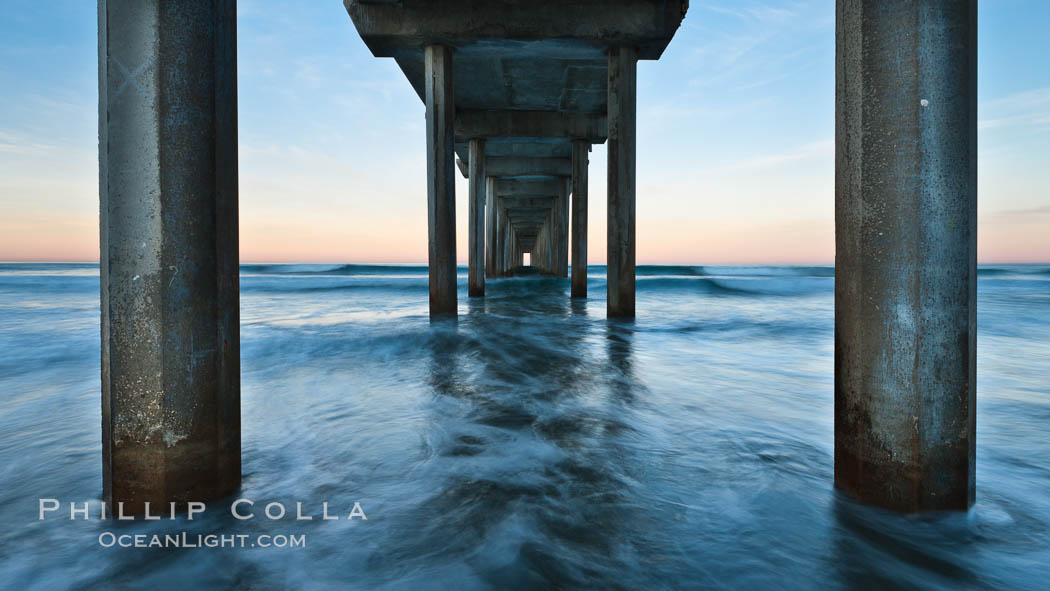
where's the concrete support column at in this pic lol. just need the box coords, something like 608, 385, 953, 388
99, 0, 240, 511
535, 223, 544, 273
504, 227, 514, 275
835, 0, 977, 512
495, 202, 508, 277
424, 44, 456, 316
556, 180, 570, 278
571, 140, 589, 298
607, 46, 637, 317
485, 176, 497, 277
534, 224, 544, 274
542, 225, 549, 274
467, 139, 486, 297
550, 216, 558, 275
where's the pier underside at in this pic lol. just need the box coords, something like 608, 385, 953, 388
345, 0, 688, 315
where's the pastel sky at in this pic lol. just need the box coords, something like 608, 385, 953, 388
1, 1, 1047, 264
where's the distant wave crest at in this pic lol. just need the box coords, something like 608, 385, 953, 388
241, 263, 428, 276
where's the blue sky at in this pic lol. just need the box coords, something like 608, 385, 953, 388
1, 0, 1047, 262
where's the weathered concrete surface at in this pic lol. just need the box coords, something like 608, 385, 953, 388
500, 196, 556, 209
485, 176, 497, 277
467, 139, 486, 297
346, 1, 689, 60
554, 181, 570, 277
99, 0, 240, 512
571, 140, 589, 298
494, 178, 564, 197
495, 200, 509, 276
457, 155, 573, 179
456, 110, 606, 143
425, 44, 457, 315
502, 222, 515, 275
835, 0, 977, 512
607, 46, 638, 317
486, 157, 572, 177
534, 219, 548, 273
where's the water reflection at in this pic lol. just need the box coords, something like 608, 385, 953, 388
605, 319, 635, 404
830, 493, 984, 590
386, 279, 659, 586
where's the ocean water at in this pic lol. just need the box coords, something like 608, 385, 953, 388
1, 262, 1049, 590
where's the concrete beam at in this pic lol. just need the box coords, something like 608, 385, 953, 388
506, 209, 551, 216
459, 156, 573, 179
345, 0, 689, 60
487, 157, 573, 177
498, 196, 555, 209
99, 0, 240, 512
425, 44, 457, 316
459, 139, 575, 161
456, 110, 607, 143
459, 155, 575, 178
494, 178, 564, 197
508, 217, 551, 225
506, 205, 552, 214
835, 0, 977, 513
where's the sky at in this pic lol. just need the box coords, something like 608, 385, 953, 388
0, 1, 1047, 264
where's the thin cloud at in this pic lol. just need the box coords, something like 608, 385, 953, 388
979, 87, 1050, 131
985, 205, 1050, 220
730, 139, 833, 171
0, 130, 54, 155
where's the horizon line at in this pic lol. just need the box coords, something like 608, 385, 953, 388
3, 260, 1050, 266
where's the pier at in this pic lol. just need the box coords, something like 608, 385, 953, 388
97, 0, 977, 513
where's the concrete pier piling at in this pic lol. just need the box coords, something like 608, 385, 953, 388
99, 0, 240, 511
485, 176, 497, 277
556, 181, 570, 278
496, 203, 508, 277
834, 0, 977, 512
468, 139, 486, 297
607, 46, 638, 318
504, 227, 515, 274
424, 44, 457, 316
571, 140, 589, 298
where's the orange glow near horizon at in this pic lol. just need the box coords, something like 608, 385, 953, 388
3, 215, 1047, 265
